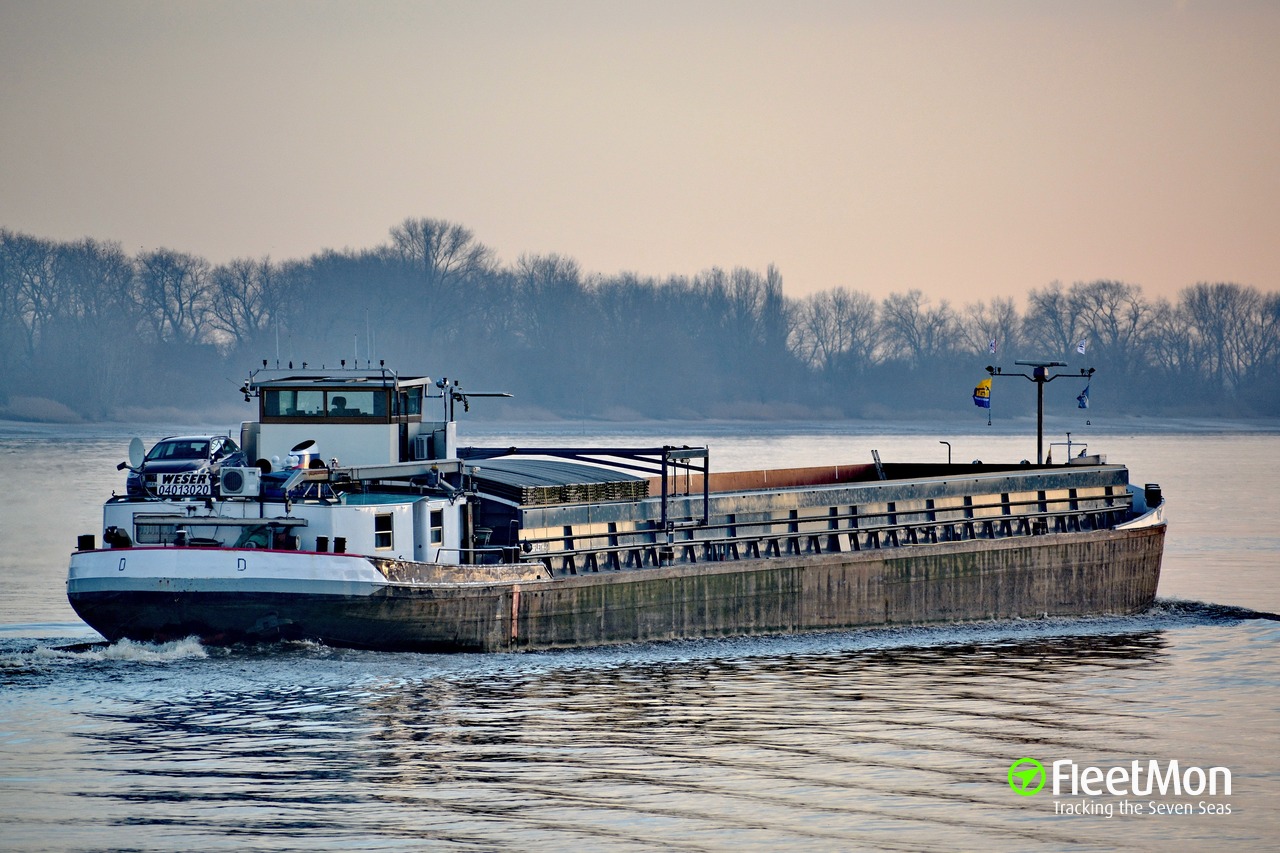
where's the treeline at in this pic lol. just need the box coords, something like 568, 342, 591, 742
1, 217, 1278, 421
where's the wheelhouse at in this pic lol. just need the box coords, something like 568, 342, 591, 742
239, 367, 449, 472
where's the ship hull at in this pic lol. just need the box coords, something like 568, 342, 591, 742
68, 524, 1165, 652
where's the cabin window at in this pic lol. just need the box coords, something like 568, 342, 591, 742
430, 509, 444, 545
374, 514, 394, 550
135, 522, 177, 545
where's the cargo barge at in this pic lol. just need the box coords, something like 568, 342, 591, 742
67, 365, 1166, 651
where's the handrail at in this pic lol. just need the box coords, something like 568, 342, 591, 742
523, 499, 1132, 574
517, 489, 1130, 556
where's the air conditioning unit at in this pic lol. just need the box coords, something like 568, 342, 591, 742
219, 466, 262, 497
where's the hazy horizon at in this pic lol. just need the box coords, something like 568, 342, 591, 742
2, 0, 1277, 303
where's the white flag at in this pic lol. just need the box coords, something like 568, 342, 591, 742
1077, 339, 1088, 355
988, 338, 997, 354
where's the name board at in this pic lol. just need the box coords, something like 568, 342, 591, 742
157, 471, 212, 497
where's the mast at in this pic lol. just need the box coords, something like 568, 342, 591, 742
986, 361, 1095, 464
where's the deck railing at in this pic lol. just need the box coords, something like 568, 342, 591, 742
518, 489, 1133, 575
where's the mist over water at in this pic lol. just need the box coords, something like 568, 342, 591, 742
2, 422, 1278, 850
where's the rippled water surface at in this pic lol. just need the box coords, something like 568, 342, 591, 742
2, 420, 1278, 851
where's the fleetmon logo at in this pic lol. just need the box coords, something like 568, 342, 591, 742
1008, 758, 1046, 796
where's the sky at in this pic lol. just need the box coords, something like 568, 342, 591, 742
1, 0, 1277, 305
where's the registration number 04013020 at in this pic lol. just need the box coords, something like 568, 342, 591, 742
156, 471, 211, 496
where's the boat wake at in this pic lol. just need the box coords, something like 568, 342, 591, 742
1, 636, 208, 677
41, 635, 208, 662
2, 598, 1273, 681
1147, 597, 1280, 622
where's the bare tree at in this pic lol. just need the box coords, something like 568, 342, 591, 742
962, 296, 1021, 358
1022, 281, 1081, 359
134, 249, 213, 345
55, 238, 135, 325
0, 230, 58, 360
1144, 297, 1194, 380
0, 231, 19, 367
209, 257, 291, 351
878, 289, 961, 365
390, 217, 496, 281
7, 214, 1280, 420
758, 264, 793, 364
1260, 292, 1280, 382
1070, 280, 1151, 374
790, 287, 880, 374
1180, 282, 1277, 390
384, 218, 500, 354
512, 253, 583, 338
684, 265, 797, 398
47, 238, 138, 412
511, 253, 586, 351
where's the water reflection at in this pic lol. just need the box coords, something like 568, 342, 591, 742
65, 630, 1172, 851
5, 425, 1278, 850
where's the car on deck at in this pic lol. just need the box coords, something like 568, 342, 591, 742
125, 435, 246, 497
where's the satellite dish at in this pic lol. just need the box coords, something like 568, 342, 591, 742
291, 439, 316, 452
128, 437, 145, 469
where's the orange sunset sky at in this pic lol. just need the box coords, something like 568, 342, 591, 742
2, 0, 1277, 304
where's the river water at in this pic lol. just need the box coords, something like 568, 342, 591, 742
1, 418, 1278, 851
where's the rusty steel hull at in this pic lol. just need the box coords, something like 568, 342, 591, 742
499, 524, 1166, 651
70, 525, 1164, 652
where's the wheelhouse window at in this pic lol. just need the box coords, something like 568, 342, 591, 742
395, 388, 423, 417
262, 389, 390, 421
328, 390, 385, 417
374, 514, 394, 550
264, 389, 325, 418
430, 509, 444, 545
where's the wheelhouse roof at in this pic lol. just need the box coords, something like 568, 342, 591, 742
248, 368, 433, 390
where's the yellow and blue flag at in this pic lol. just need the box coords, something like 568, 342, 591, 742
973, 377, 992, 408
